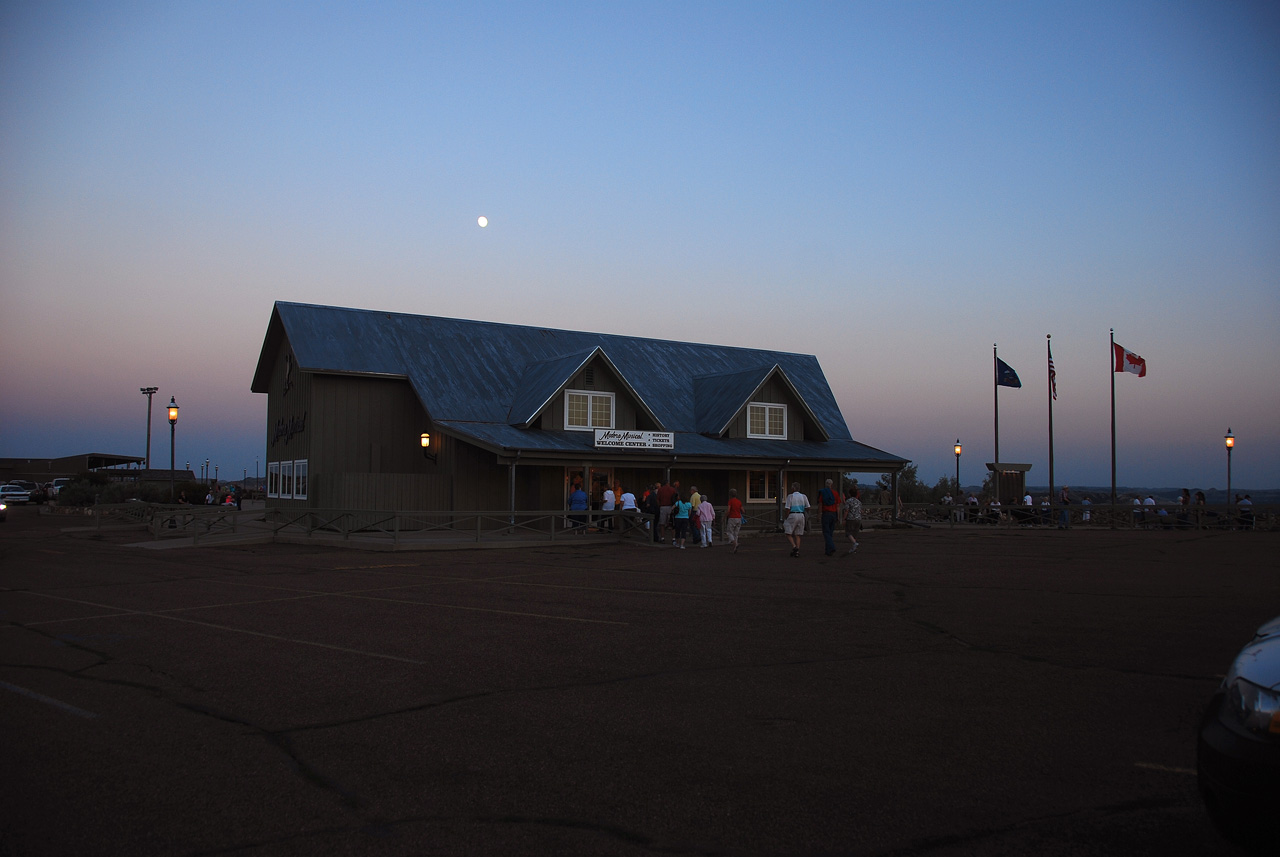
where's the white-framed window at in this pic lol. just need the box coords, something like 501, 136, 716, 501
293, 460, 308, 500
267, 462, 280, 498
747, 402, 787, 439
747, 470, 778, 503
280, 460, 294, 498
565, 390, 614, 431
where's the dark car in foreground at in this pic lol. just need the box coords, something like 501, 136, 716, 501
1197, 616, 1280, 851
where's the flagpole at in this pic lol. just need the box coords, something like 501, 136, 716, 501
1047, 334, 1055, 509
1110, 328, 1117, 509
993, 343, 1000, 465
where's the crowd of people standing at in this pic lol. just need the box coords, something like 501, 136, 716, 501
567, 476, 868, 557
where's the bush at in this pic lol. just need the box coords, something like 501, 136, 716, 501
56, 475, 203, 506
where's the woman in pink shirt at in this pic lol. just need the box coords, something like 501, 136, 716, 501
697, 496, 716, 547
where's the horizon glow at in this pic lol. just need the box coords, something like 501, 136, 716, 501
2, 2, 1278, 490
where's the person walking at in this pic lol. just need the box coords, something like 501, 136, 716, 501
819, 478, 842, 556
568, 479, 589, 532
672, 492, 693, 549
783, 482, 810, 558
725, 488, 744, 553
841, 487, 862, 555
689, 485, 703, 546
697, 494, 715, 547
619, 485, 638, 532
644, 483, 662, 542
601, 483, 616, 531
657, 479, 678, 544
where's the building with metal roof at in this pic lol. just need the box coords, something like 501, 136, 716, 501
251, 302, 907, 518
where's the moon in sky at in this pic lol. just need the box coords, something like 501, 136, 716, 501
477, 216, 488, 228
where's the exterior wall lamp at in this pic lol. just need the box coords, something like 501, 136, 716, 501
420, 432, 437, 462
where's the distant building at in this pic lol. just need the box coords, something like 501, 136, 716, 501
250, 302, 907, 517
0, 453, 150, 484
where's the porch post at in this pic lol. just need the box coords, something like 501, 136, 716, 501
508, 456, 517, 526
777, 464, 786, 531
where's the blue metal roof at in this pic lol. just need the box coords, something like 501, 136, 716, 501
253, 302, 906, 466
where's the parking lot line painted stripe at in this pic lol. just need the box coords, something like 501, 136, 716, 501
20, 584, 625, 645
144, 613, 431, 664
0, 680, 98, 719
209, 570, 716, 604
21, 594, 334, 627
204, 579, 630, 625
1134, 762, 1195, 776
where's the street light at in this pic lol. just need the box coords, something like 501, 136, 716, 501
1225, 428, 1234, 504
141, 387, 158, 469
205, 458, 210, 485
954, 439, 962, 497
167, 397, 179, 502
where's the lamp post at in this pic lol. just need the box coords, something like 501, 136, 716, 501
1225, 428, 1234, 505
954, 439, 962, 497
141, 387, 158, 469
205, 458, 210, 485
167, 397, 179, 502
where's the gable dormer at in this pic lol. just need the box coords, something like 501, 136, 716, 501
694, 364, 830, 442
506, 346, 663, 433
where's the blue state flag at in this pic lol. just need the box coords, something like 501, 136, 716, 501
996, 358, 1022, 388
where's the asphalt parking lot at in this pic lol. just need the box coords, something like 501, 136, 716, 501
2, 506, 1277, 856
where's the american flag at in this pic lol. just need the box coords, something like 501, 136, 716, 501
1048, 343, 1058, 400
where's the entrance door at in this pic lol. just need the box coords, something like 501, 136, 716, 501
563, 468, 614, 504
589, 468, 613, 510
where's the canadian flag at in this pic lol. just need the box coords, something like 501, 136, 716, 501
1113, 342, 1147, 377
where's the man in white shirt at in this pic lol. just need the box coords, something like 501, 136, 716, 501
783, 482, 810, 558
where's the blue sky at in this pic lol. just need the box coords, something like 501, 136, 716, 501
2, 1, 1277, 490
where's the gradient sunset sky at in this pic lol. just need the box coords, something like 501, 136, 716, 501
3, 1, 1277, 491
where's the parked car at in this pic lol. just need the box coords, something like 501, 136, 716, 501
0, 484, 31, 505
51, 477, 72, 496
1197, 615, 1280, 851
14, 480, 45, 502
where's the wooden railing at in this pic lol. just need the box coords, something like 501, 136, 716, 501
909, 502, 1273, 531
74, 500, 1275, 546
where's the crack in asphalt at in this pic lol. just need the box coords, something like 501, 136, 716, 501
186, 812, 722, 856
842, 570, 1222, 684
868, 795, 1188, 856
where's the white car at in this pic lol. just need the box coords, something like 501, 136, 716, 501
0, 484, 31, 504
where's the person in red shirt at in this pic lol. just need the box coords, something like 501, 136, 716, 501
725, 488, 744, 553
820, 478, 843, 556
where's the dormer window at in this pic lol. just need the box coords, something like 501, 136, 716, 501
747, 402, 786, 439
565, 390, 614, 431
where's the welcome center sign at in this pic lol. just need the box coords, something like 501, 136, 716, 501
594, 429, 675, 450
